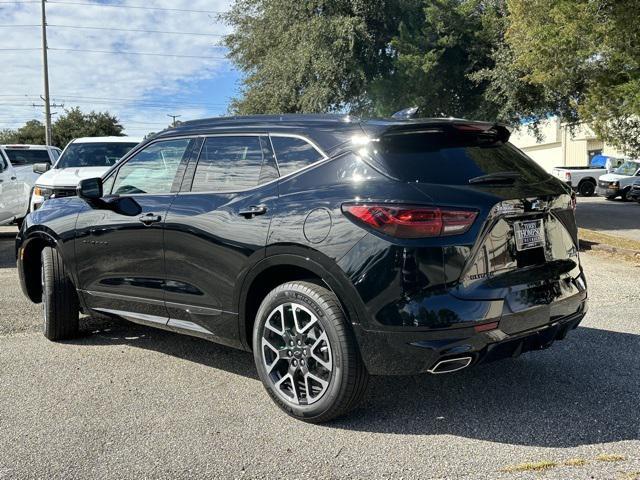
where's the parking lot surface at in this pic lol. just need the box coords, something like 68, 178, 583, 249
576, 196, 640, 241
0, 228, 638, 479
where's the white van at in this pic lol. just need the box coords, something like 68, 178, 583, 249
596, 159, 640, 200
31, 136, 142, 211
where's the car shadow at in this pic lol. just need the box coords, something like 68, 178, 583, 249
68, 317, 639, 448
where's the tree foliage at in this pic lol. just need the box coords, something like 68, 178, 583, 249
0, 107, 124, 148
480, 0, 640, 154
223, 0, 507, 117
224, 0, 640, 154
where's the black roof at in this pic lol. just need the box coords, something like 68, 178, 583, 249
153, 114, 507, 153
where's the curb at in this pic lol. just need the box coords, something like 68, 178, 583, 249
580, 239, 640, 260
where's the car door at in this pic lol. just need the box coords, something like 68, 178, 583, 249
163, 134, 279, 347
75, 137, 197, 324
0, 153, 22, 224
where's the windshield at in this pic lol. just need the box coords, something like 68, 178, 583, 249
614, 161, 640, 176
4, 148, 51, 165
375, 132, 550, 185
56, 142, 138, 169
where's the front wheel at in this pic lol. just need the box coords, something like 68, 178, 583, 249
253, 281, 369, 423
41, 246, 79, 340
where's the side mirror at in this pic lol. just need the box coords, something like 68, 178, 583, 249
77, 177, 103, 200
33, 163, 50, 174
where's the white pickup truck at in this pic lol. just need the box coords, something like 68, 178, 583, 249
551, 159, 624, 197
0, 151, 30, 226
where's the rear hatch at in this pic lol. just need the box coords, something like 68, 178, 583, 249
368, 121, 586, 332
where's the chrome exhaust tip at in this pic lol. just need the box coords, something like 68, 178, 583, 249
427, 356, 473, 374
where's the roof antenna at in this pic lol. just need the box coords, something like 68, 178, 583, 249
391, 106, 419, 119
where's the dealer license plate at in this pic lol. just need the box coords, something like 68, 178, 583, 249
513, 219, 545, 251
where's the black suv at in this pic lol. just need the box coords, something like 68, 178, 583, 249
17, 115, 587, 422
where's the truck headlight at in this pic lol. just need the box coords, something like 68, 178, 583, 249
33, 186, 53, 199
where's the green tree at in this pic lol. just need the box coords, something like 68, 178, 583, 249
0, 108, 123, 148
223, 0, 505, 117
223, 0, 401, 114
52, 107, 124, 148
0, 120, 47, 145
485, 0, 640, 154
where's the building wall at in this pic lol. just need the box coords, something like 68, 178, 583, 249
511, 118, 615, 172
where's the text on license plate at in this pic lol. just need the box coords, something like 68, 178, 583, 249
513, 219, 545, 251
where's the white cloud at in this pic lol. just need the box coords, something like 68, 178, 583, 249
0, 0, 235, 137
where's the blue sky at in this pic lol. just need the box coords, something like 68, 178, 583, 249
0, 0, 240, 137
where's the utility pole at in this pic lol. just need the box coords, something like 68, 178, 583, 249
41, 0, 52, 145
167, 114, 181, 127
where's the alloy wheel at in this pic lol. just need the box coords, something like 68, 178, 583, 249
261, 302, 333, 405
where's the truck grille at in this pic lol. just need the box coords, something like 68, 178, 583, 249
51, 188, 76, 199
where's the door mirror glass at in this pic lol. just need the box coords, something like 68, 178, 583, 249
77, 177, 103, 200
33, 163, 50, 174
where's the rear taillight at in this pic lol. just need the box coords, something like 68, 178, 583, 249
342, 204, 477, 238
565, 172, 571, 181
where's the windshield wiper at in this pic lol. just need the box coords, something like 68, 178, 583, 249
468, 171, 522, 185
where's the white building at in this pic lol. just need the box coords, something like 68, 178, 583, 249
510, 118, 624, 172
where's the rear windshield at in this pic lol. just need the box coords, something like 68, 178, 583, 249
56, 142, 138, 169
376, 133, 550, 185
4, 148, 51, 165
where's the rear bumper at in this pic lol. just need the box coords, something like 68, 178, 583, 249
353, 297, 587, 376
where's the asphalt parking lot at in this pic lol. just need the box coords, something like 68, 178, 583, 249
0, 227, 639, 479
576, 196, 640, 241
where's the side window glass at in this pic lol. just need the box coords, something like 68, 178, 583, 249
112, 139, 190, 195
102, 173, 115, 195
271, 136, 324, 177
191, 136, 264, 192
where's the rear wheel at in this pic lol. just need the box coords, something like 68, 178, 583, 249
253, 281, 368, 423
41, 246, 79, 340
578, 180, 596, 197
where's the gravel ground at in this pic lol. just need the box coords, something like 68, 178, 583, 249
0, 228, 638, 479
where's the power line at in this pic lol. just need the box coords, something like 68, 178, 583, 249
49, 24, 225, 37
0, 24, 226, 37
0, 48, 40, 51
48, 47, 226, 60
47, 0, 224, 14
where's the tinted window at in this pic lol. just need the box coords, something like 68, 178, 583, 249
4, 148, 51, 165
112, 139, 190, 195
192, 136, 264, 192
377, 133, 550, 185
56, 142, 138, 169
271, 136, 324, 176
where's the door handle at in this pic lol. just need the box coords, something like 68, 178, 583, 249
10, 176, 16, 180
238, 205, 267, 218
139, 213, 162, 225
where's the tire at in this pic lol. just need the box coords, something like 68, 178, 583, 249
253, 281, 369, 423
41, 246, 79, 340
621, 188, 630, 202
578, 180, 596, 197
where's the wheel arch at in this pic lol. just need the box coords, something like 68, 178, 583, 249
17, 230, 60, 303
577, 176, 596, 186
236, 248, 365, 351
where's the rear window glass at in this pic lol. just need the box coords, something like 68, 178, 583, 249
377, 133, 550, 185
271, 136, 324, 176
4, 148, 51, 165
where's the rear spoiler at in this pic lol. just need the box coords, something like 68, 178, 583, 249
379, 121, 512, 144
